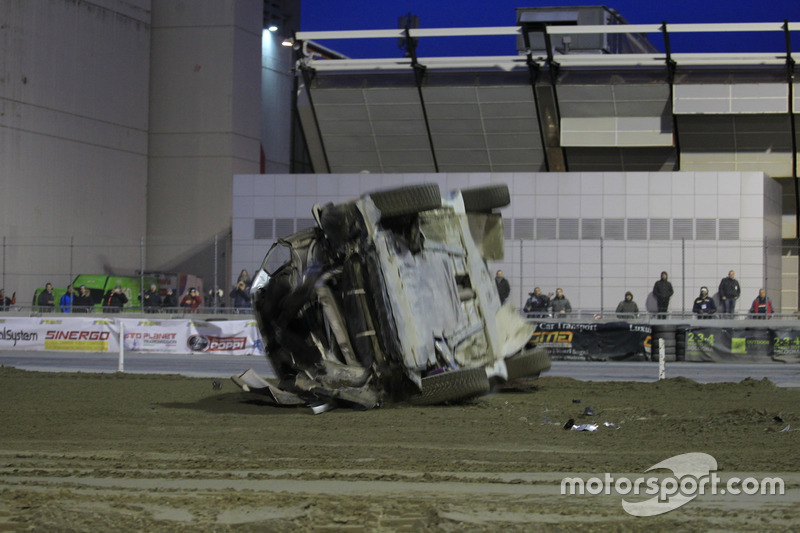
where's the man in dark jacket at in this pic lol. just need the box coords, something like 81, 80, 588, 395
141, 283, 161, 313
693, 286, 716, 319
495, 270, 510, 305
524, 287, 551, 317
161, 288, 178, 312
718, 270, 741, 318
230, 281, 251, 313
37, 282, 55, 313
653, 272, 674, 319
616, 291, 639, 318
104, 285, 128, 313
551, 288, 572, 315
73, 285, 94, 312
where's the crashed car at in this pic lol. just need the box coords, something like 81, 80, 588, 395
233, 183, 549, 409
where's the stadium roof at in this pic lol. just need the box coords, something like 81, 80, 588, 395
290, 18, 800, 176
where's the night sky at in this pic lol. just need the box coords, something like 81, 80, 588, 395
299, 0, 800, 58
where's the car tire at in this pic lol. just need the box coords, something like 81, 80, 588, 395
409, 367, 490, 405
460, 184, 510, 212
369, 183, 442, 219
505, 348, 551, 381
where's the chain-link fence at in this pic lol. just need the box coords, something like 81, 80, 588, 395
3, 234, 799, 320
0, 233, 238, 314
502, 237, 797, 319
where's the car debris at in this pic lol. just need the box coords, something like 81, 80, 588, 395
232, 183, 550, 409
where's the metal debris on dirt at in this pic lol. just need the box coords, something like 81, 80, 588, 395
563, 418, 619, 431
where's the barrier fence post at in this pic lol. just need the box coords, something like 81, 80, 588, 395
214, 234, 219, 313
600, 238, 604, 317
140, 236, 145, 312
682, 238, 686, 318
118, 321, 124, 372
518, 239, 523, 310
658, 337, 666, 380
69, 236, 74, 286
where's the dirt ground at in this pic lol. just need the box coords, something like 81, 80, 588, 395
0, 366, 798, 532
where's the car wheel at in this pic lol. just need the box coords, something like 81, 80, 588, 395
505, 347, 551, 381
369, 183, 442, 219
409, 367, 490, 405
460, 184, 510, 212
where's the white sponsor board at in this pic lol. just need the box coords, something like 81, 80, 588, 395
0, 317, 265, 355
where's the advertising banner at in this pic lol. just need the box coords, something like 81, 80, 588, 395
771, 330, 800, 363
685, 327, 778, 363
0, 317, 115, 352
119, 318, 265, 355
0, 317, 265, 356
532, 322, 650, 361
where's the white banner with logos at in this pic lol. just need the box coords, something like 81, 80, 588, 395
0, 317, 265, 355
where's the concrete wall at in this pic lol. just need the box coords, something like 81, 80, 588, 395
260, 28, 294, 174
146, 0, 262, 289
232, 171, 782, 315
0, 0, 152, 298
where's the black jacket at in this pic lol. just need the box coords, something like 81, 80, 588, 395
693, 295, 716, 316
495, 277, 510, 303
73, 292, 94, 312
653, 279, 673, 302
104, 290, 128, 311
719, 277, 740, 299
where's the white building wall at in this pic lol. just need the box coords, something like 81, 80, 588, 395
233, 171, 781, 315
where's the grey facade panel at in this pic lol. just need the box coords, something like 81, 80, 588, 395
559, 218, 580, 240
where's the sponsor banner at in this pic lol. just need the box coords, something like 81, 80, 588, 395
686, 327, 795, 363
0, 318, 41, 349
118, 318, 265, 355
183, 319, 264, 355
0, 317, 265, 356
772, 330, 800, 363
531, 322, 650, 361
0, 317, 114, 352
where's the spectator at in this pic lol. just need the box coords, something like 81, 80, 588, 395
237, 269, 251, 288
653, 271, 674, 319
718, 270, 741, 318
523, 287, 552, 317
59, 284, 75, 313
207, 288, 225, 311
551, 288, 572, 316
141, 283, 161, 313
161, 288, 178, 312
37, 282, 55, 313
230, 281, 251, 313
692, 286, 716, 319
0, 289, 15, 311
73, 285, 94, 313
749, 288, 773, 319
494, 270, 510, 305
615, 291, 639, 319
103, 285, 128, 313
180, 287, 202, 312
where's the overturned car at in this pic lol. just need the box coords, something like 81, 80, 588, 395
233, 183, 549, 409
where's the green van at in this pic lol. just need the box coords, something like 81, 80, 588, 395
32, 275, 157, 312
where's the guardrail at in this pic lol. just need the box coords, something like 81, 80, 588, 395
524, 310, 797, 322
0, 306, 255, 319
